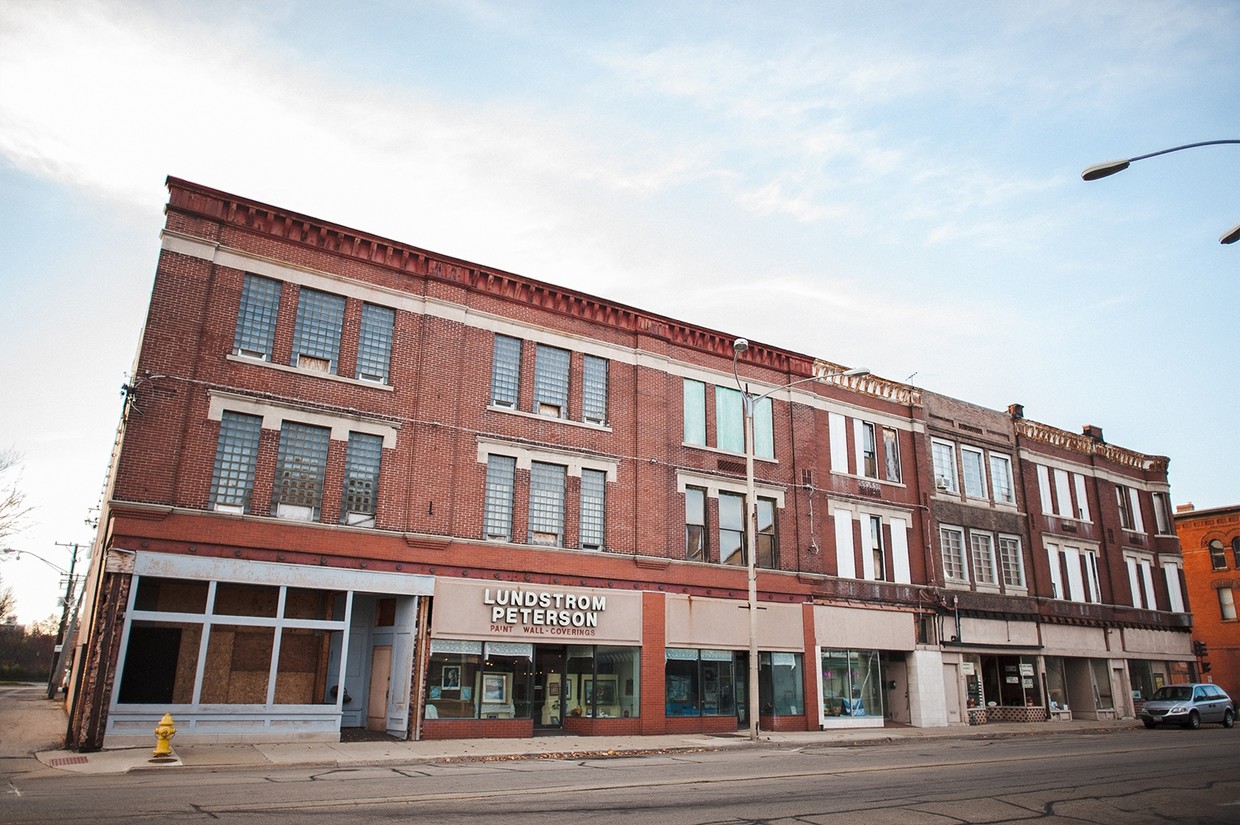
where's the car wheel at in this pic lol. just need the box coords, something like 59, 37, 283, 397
1224, 710, 1235, 729
1143, 719, 1157, 729
1185, 710, 1201, 730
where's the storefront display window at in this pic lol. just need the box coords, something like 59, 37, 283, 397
664, 648, 736, 717
1045, 656, 1067, 711
981, 655, 1040, 707
820, 649, 883, 717
428, 642, 640, 720
759, 652, 803, 716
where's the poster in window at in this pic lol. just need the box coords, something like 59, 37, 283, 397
482, 673, 508, 704
441, 665, 461, 691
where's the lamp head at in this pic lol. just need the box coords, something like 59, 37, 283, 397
1220, 223, 1240, 245
842, 368, 871, 378
733, 338, 749, 354
1082, 160, 1130, 181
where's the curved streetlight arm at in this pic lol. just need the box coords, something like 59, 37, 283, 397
1082, 139, 1240, 181
1, 548, 72, 576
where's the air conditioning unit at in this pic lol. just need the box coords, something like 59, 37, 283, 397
935, 477, 951, 492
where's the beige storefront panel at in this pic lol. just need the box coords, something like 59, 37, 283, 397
665, 595, 804, 651
431, 579, 642, 645
813, 604, 916, 651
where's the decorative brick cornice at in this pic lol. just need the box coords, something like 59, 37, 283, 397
1015, 418, 1169, 472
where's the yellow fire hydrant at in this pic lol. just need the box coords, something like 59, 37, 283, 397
152, 713, 177, 757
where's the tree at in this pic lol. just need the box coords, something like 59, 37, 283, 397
0, 448, 32, 544
0, 574, 13, 622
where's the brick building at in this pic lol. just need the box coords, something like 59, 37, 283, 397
62, 178, 1193, 750
1174, 503, 1240, 695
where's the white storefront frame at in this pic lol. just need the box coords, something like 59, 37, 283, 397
103, 552, 432, 747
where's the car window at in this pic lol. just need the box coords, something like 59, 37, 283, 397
1194, 687, 1207, 700
1153, 686, 1191, 701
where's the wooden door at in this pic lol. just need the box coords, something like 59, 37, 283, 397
366, 645, 392, 732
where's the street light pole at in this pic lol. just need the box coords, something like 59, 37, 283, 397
731, 338, 869, 741
1082, 139, 1240, 244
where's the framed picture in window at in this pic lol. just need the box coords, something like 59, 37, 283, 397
441, 665, 461, 691
482, 673, 508, 704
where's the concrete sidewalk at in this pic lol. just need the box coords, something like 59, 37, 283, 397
7, 686, 1141, 776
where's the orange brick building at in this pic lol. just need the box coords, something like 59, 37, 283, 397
62, 179, 1193, 750
1175, 503, 1240, 694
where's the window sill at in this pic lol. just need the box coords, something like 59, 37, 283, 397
227, 353, 394, 391
489, 405, 611, 432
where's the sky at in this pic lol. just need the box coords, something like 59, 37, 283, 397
0, 0, 1237, 624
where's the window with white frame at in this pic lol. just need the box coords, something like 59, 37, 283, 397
1116, 484, 1145, 532
989, 454, 1014, 504
1152, 492, 1172, 536
961, 447, 987, 499
1053, 468, 1073, 519
719, 492, 745, 566
272, 421, 331, 521
685, 486, 707, 562
757, 498, 778, 569
940, 526, 967, 582
1047, 542, 1101, 603
1219, 586, 1237, 621
970, 532, 997, 585
233, 274, 281, 360
932, 440, 958, 493
291, 288, 346, 374
1124, 552, 1158, 610
483, 455, 517, 541
868, 515, 885, 580
341, 432, 382, 526
528, 461, 567, 546
1073, 473, 1091, 521
883, 427, 902, 483
356, 303, 395, 383
490, 335, 522, 408
860, 423, 879, 479
533, 344, 571, 418
998, 535, 1025, 589
684, 381, 772, 458
582, 355, 609, 424
1210, 540, 1228, 570
209, 411, 264, 513
579, 468, 606, 550
1161, 558, 1185, 613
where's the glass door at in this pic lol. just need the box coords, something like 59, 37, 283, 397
533, 647, 566, 731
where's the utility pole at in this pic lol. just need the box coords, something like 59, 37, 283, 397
47, 542, 82, 700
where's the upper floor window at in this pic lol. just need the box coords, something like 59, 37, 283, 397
940, 526, 967, 582
342, 432, 383, 527
210, 411, 263, 513
860, 423, 878, 479
970, 532, 996, 585
719, 492, 745, 566
356, 304, 395, 383
961, 447, 987, 499
582, 355, 609, 424
489, 334, 610, 424
483, 455, 517, 541
931, 440, 958, 493
998, 535, 1025, 589
882, 427, 902, 483
533, 344, 571, 418
1210, 539, 1227, 570
1124, 552, 1158, 610
684, 380, 772, 458
757, 498, 778, 569
1036, 465, 1090, 520
1115, 484, 1145, 532
834, 510, 911, 583
291, 288, 346, 374
1234, 538, 1240, 568
233, 274, 281, 360
868, 515, 886, 580
272, 421, 331, 521
528, 461, 567, 546
1151, 492, 1173, 536
1046, 542, 1101, 603
1219, 587, 1237, 621
989, 454, 1014, 504
685, 486, 707, 562
579, 468, 606, 550
490, 335, 522, 409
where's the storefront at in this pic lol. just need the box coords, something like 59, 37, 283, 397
813, 604, 916, 729
102, 551, 432, 746
423, 580, 644, 738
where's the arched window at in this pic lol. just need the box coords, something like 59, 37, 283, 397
1209, 540, 1227, 570
1232, 537, 1240, 568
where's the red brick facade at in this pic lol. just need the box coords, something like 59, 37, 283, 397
1175, 504, 1240, 694
63, 178, 1192, 750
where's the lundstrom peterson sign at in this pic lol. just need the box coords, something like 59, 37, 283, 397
484, 588, 606, 634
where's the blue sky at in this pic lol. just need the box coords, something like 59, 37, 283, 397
1, 0, 1237, 623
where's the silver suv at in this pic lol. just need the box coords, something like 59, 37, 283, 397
1141, 683, 1235, 729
